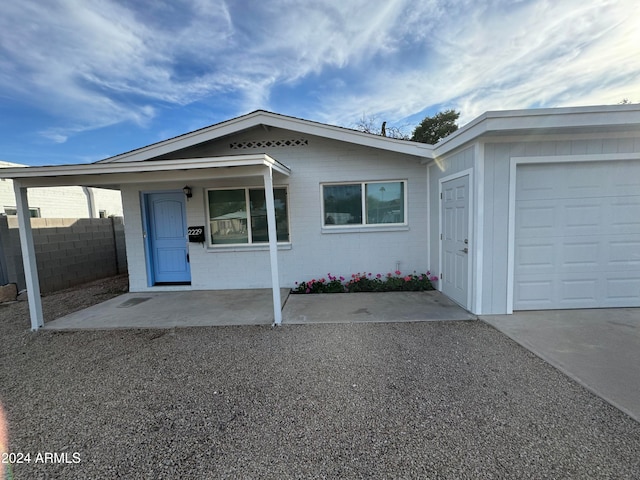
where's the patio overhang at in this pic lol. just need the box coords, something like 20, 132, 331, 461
0, 154, 290, 330
0, 153, 291, 188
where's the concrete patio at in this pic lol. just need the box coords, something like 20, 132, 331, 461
43, 289, 475, 330
43, 289, 291, 329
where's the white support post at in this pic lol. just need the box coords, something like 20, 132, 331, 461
14, 181, 44, 330
263, 167, 283, 325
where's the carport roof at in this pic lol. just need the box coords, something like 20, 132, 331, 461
0, 153, 290, 188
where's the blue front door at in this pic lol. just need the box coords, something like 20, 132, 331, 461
146, 192, 191, 284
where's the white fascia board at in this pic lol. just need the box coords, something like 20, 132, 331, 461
0, 154, 290, 187
434, 104, 640, 156
101, 113, 270, 163
100, 111, 434, 164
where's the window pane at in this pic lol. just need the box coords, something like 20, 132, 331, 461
366, 182, 404, 224
208, 189, 248, 244
249, 188, 289, 243
323, 184, 362, 225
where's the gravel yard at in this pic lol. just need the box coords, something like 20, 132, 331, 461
1, 276, 639, 479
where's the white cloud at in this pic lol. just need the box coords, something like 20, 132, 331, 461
314, 0, 640, 126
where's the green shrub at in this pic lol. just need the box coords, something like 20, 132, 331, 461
292, 271, 437, 294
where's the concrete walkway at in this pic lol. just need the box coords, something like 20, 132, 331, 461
44, 289, 474, 330
283, 290, 476, 324
482, 308, 640, 422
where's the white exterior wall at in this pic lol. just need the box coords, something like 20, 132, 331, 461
481, 133, 640, 314
122, 128, 430, 292
0, 178, 122, 218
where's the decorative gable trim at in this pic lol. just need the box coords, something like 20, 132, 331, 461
230, 138, 308, 150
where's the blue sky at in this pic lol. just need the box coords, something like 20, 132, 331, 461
1, 0, 638, 166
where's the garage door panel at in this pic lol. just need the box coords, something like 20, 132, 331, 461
608, 239, 640, 267
560, 240, 600, 269
606, 275, 640, 300
517, 161, 640, 200
515, 272, 640, 310
515, 160, 640, 310
610, 197, 640, 233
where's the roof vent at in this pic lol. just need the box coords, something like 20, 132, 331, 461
230, 139, 308, 149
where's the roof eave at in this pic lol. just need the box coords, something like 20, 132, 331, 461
434, 104, 640, 155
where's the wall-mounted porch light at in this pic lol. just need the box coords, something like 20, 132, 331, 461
183, 185, 193, 199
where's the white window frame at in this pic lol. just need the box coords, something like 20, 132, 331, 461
205, 185, 290, 248
321, 180, 408, 231
4, 206, 41, 218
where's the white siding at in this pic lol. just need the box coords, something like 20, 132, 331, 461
123, 129, 430, 292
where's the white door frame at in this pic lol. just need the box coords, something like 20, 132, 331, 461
439, 168, 474, 310
506, 152, 640, 313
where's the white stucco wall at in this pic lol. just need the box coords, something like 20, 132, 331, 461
122, 128, 431, 292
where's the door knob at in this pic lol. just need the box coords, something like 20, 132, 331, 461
460, 247, 468, 254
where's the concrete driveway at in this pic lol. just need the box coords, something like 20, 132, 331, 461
482, 308, 640, 422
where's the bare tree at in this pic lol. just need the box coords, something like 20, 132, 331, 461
354, 114, 410, 140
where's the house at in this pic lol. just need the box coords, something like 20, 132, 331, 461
0, 161, 123, 218
1, 105, 639, 330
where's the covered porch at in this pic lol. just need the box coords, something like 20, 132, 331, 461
0, 154, 290, 330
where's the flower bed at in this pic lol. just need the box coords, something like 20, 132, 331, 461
292, 271, 438, 294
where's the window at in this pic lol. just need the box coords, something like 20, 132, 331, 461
4, 206, 41, 218
322, 181, 406, 227
208, 187, 289, 245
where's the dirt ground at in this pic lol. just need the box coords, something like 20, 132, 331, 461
1, 275, 639, 479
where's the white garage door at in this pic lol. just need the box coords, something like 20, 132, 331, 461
514, 160, 640, 310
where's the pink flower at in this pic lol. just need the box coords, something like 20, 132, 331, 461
387, 272, 393, 278
427, 271, 431, 275
395, 270, 401, 275
376, 273, 382, 279
404, 276, 412, 282
368, 272, 372, 276
339, 276, 345, 281
305, 288, 310, 293
430, 275, 439, 282
418, 276, 423, 281
320, 278, 326, 283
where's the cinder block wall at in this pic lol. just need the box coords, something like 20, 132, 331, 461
0, 216, 128, 293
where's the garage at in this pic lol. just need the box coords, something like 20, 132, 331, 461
513, 160, 640, 310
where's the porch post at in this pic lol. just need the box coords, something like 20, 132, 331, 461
13, 181, 44, 330
263, 166, 283, 325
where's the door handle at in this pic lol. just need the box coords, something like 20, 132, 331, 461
460, 247, 468, 254
187, 253, 190, 263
